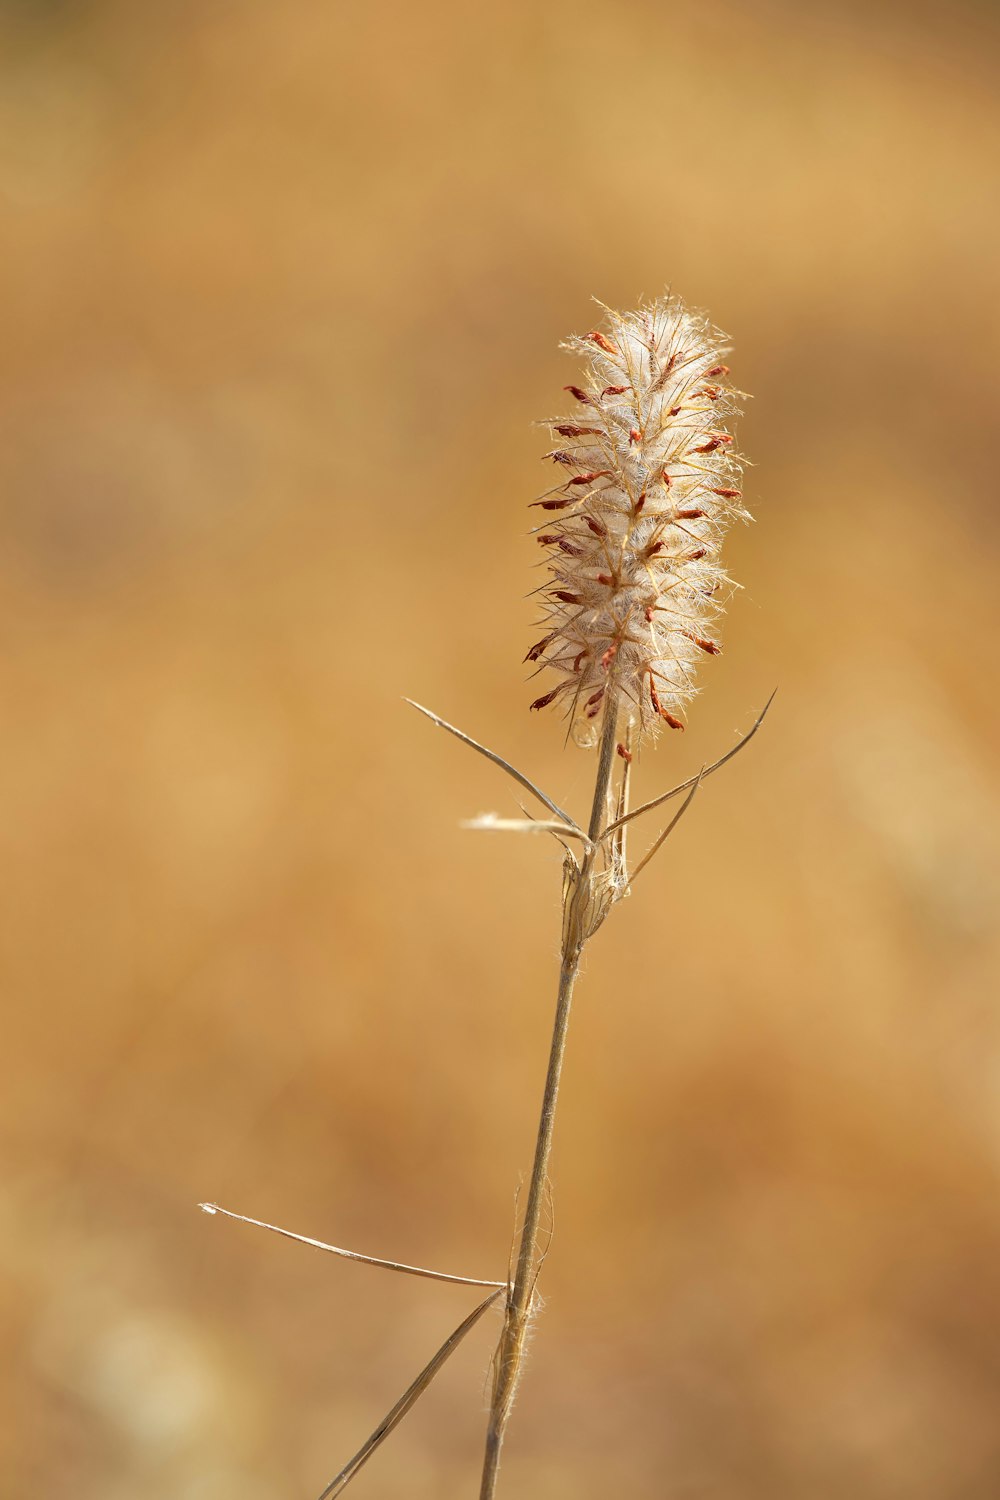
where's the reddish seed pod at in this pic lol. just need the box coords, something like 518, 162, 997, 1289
616, 742, 632, 763
587, 330, 618, 355
629, 428, 642, 444
585, 687, 605, 708
698, 384, 722, 401
600, 643, 618, 671
706, 363, 730, 377
675, 507, 705, 520
687, 547, 708, 562
644, 606, 655, 623
524, 633, 555, 662
564, 385, 592, 404
554, 423, 600, 437
660, 470, 673, 489
569, 470, 612, 486
530, 688, 561, 711
531, 496, 573, 510
552, 589, 582, 604
596, 573, 614, 587
684, 631, 722, 655
668, 405, 683, 417
548, 450, 576, 466
649, 676, 685, 729
585, 516, 607, 538
572, 649, 587, 672
711, 487, 743, 499
601, 385, 628, 397
645, 540, 665, 557
634, 491, 647, 515
557, 538, 585, 557
692, 437, 723, 454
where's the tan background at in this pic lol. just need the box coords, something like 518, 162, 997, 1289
3, 1, 1000, 1496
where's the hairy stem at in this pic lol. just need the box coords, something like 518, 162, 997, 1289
478, 703, 620, 1500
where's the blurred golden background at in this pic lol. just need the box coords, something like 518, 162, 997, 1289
3, 1, 1000, 1495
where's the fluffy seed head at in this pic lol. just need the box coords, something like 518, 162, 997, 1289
527, 294, 751, 745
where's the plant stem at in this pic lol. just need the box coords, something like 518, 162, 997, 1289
478, 703, 620, 1500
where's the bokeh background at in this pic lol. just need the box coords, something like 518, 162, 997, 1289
3, 1, 1000, 1496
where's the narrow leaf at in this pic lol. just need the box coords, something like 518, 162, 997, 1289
316, 1288, 504, 1499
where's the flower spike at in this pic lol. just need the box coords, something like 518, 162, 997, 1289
530, 295, 751, 744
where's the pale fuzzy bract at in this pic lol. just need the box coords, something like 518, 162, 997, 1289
526, 294, 751, 745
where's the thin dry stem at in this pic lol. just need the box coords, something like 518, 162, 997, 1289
462, 813, 595, 850
600, 689, 776, 841
199, 1204, 504, 1289
405, 699, 580, 831
478, 699, 622, 1500
628, 763, 704, 884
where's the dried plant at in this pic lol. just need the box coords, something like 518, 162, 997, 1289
201, 291, 769, 1499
